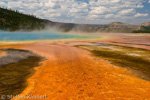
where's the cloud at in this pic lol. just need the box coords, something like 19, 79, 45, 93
90, 6, 108, 14
105, 14, 114, 18
134, 13, 149, 17
0, 2, 7, 7
118, 9, 135, 15
0, 0, 149, 24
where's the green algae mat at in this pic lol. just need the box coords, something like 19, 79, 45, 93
77, 44, 150, 81
0, 49, 42, 100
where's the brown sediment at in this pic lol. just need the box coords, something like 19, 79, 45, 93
0, 34, 150, 100
7, 41, 150, 100
0, 50, 6, 57
99, 34, 150, 50
0, 48, 42, 100
78, 45, 150, 81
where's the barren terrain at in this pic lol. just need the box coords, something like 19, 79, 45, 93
0, 34, 150, 100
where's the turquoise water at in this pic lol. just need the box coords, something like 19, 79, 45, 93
0, 31, 95, 41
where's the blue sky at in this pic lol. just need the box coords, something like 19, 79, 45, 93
0, 0, 150, 24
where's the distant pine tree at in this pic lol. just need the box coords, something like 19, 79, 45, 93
0, 7, 48, 31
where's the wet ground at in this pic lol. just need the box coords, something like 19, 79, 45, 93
77, 44, 150, 81
0, 33, 150, 100
0, 49, 42, 100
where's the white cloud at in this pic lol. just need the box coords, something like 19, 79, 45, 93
136, 4, 144, 8
0, 2, 7, 7
105, 14, 114, 18
90, 6, 108, 14
0, 0, 149, 24
118, 9, 135, 15
134, 13, 149, 17
148, 0, 150, 3
110, 0, 121, 3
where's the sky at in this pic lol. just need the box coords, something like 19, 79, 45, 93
0, 0, 150, 25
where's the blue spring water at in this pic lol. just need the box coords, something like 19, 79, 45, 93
0, 31, 94, 41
